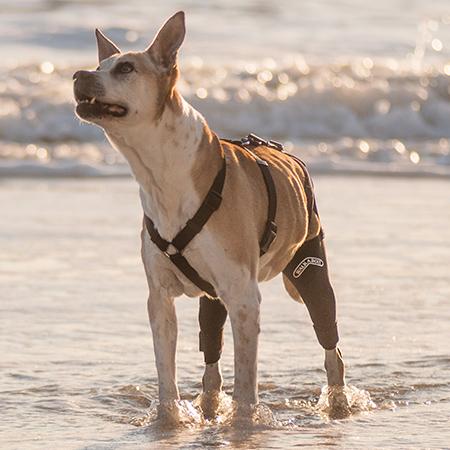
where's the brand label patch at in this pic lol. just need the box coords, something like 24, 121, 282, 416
292, 257, 324, 278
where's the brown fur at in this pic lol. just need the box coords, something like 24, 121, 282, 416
191, 121, 321, 284
154, 64, 183, 121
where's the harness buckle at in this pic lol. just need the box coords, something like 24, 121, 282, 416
242, 134, 284, 152
260, 220, 278, 254
256, 158, 268, 167
247, 133, 267, 147
268, 140, 284, 151
240, 137, 251, 147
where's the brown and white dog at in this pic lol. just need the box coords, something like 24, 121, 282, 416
73, 11, 346, 418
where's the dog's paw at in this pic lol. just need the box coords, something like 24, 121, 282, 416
316, 384, 376, 419
324, 385, 352, 419
228, 402, 279, 428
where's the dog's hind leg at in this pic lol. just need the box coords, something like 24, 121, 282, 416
282, 235, 346, 386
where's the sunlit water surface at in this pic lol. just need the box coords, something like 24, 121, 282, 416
1, 176, 449, 449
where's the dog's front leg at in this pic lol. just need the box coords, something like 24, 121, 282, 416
147, 291, 179, 406
199, 296, 227, 392
223, 282, 261, 407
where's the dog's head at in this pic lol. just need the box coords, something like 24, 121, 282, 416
73, 11, 185, 128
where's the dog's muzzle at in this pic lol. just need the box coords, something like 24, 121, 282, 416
73, 70, 128, 119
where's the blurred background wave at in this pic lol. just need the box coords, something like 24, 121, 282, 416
1, 0, 450, 176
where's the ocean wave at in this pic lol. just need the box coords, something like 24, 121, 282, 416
1, 58, 450, 177
1, 139, 449, 178
186, 57, 450, 141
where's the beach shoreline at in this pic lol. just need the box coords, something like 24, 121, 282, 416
1, 175, 449, 449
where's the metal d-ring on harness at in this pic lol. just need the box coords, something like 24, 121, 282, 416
143, 133, 283, 299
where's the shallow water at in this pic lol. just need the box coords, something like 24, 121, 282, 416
1, 176, 449, 449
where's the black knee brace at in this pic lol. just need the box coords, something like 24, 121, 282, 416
198, 234, 339, 362
282, 234, 339, 350
198, 296, 228, 364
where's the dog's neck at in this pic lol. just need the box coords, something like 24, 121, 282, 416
106, 96, 222, 239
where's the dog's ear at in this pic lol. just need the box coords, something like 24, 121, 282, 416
146, 11, 185, 69
95, 29, 121, 63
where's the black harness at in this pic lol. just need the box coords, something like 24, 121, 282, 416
143, 134, 280, 298
223, 134, 280, 256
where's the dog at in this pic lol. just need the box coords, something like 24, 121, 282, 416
73, 11, 347, 419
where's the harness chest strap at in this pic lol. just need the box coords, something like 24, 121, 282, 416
143, 139, 278, 298
144, 156, 226, 299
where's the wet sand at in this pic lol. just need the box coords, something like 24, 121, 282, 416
1, 175, 449, 449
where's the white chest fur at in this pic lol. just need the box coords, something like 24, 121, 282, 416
107, 97, 205, 239
105, 98, 242, 296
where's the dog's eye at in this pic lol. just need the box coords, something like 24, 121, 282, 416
116, 62, 134, 74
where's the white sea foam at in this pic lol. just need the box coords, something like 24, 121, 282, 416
1, 0, 450, 177
1, 60, 450, 177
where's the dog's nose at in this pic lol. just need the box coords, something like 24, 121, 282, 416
73, 70, 90, 81
73, 70, 105, 100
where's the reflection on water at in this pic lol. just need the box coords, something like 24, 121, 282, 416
2, 373, 439, 449
1, 177, 449, 448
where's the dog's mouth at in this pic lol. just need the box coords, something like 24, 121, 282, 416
75, 94, 128, 119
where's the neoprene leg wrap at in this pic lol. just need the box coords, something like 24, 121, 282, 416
198, 235, 338, 359
198, 296, 228, 364
282, 234, 339, 350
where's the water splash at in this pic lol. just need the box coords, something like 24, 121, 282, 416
225, 402, 280, 428
316, 384, 377, 419
194, 392, 279, 428
194, 390, 233, 422
249, 403, 280, 427
154, 399, 205, 428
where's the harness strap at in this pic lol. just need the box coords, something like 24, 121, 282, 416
171, 163, 225, 252
145, 215, 218, 297
143, 134, 280, 298
258, 162, 277, 255
240, 147, 278, 256
222, 135, 280, 255
286, 153, 323, 238
143, 156, 226, 299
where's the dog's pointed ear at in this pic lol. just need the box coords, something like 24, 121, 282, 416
146, 11, 185, 69
95, 28, 121, 63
